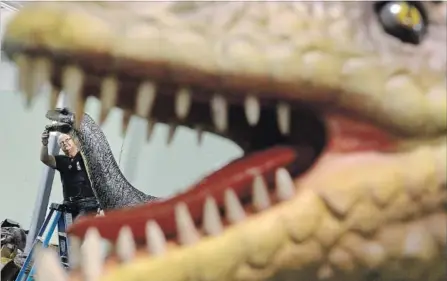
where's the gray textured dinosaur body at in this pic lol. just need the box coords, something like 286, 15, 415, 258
46, 108, 159, 210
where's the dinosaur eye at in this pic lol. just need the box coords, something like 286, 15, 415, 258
376, 1, 427, 45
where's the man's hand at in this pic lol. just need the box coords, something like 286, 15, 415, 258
40, 129, 56, 168
41, 130, 49, 146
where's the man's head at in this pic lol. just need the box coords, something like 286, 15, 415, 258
58, 134, 78, 157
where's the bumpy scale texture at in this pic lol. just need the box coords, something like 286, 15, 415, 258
75, 113, 159, 210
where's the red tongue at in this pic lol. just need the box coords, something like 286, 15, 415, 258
68, 147, 299, 241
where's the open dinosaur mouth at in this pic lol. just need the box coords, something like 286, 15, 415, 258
56, 63, 329, 244
7, 52, 398, 249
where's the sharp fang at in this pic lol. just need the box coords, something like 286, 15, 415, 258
145, 220, 167, 255
146, 119, 157, 141
275, 168, 295, 200
116, 226, 136, 262
175, 202, 200, 245
175, 87, 192, 119
167, 123, 177, 145
62, 66, 85, 129
99, 76, 118, 125
244, 95, 260, 126
35, 248, 68, 281
252, 175, 270, 211
135, 81, 156, 118
202, 196, 223, 236
49, 87, 60, 109
14, 54, 33, 108
211, 94, 228, 133
32, 57, 52, 97
121, 110, 132, 136
68, 236, 81, 269
225, 189, 245, 223
81, 228, 103, 281
277, 102, 290, 135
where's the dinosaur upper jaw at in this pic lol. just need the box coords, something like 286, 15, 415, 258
2, 2, 446, 138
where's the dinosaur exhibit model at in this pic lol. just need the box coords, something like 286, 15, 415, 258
1, 219, 27, 281
45, 108, 159, 210
2, 1, 446, 281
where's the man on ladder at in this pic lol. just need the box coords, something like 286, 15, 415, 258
40, 130, 100, 220
14, 130, 101, 281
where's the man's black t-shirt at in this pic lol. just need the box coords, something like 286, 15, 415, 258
54, 152, 95, 201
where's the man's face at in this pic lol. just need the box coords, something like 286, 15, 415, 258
58, 134, 76, 155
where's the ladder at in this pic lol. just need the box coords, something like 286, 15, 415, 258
15, 203, 74, 281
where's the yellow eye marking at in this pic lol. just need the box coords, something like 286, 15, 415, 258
395, 2, 422, 28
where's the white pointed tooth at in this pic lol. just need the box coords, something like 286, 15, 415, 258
252, 175, 271, 211
32, 57, 52, 97
275, 168, 295, 200
35, 248, 68, 281
116, 226, 136, 262
225, 189, 245, 223
99, 76, 118, 125
146, 119, 157, 141
196, 126, 204, 145
15, 54, 34, 108
244, 95, 261, 126
175, 202, 200, 245
203, 196, 223, 236
210, 94, 228, 132
277, 102, 291, 135
135, 81, 156, 118
49, 87, 60, 109
145, 220, 167, 255
167, 123, 178, 145
62, 65, 85, 128
175, 87, 192, 119
81, 228, 103, 281
68, 236, 82, 269
15, 54, 30, 90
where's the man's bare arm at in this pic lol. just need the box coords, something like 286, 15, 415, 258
40, 130, 56, 168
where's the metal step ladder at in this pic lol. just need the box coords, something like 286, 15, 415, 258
15, 203, 74, 281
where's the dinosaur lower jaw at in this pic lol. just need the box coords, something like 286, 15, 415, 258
42, 144, 447, 281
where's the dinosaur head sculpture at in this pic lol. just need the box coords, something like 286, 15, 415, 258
44, 107, 76, 134
1, 1, 446, 281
